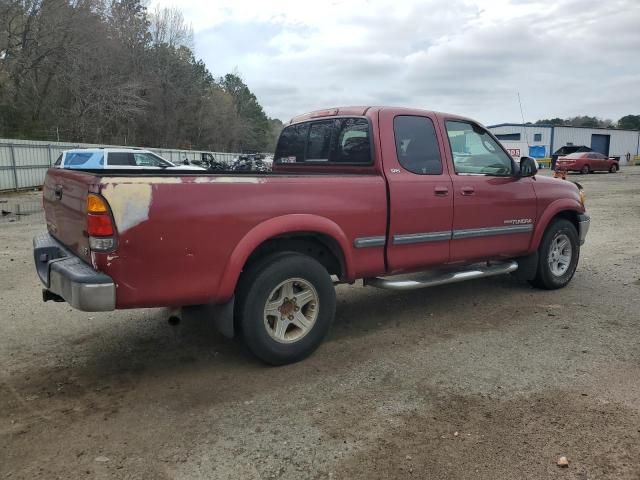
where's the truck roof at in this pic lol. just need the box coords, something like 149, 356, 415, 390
63, 147, 152, 154
288, 106, 473, 125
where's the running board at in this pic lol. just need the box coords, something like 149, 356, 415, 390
365, 260, 518, 290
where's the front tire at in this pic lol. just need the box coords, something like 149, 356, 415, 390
529, 219, 580, 290
609, 164, 618, 173
580, 165, 590, 174
236, 253, 336, 365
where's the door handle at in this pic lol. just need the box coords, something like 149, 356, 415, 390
461, 186, 475, 196
53, 185, 63, 200
434, 186, 449, 196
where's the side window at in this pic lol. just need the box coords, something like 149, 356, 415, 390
133, 153, 168, 167
306, 120, 333, 161
108, 152, 135, 166
445, 121, 513, 176
54, 154, 62, 166
64, 152, 104, 168
275, 123, 309, 163
393, 115, 442, 175
330, 118, 371, 164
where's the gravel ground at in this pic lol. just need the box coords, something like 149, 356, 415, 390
1, 169, 640, 479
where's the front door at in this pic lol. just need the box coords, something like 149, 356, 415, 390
440, 119, 537, 263
380, 110, 453, 273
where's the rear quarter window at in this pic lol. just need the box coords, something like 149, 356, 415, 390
393, 116, 442, 175
108, 152, 135, 166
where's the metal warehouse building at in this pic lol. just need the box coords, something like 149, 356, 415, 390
487, 123, 640, 164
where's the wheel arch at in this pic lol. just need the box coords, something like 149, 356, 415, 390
530, 200, 583, 251
216, 214, 353, 302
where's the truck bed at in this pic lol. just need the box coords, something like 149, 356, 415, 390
42, 167, 388, 308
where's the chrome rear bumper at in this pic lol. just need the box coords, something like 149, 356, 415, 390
33, 233, 116, 311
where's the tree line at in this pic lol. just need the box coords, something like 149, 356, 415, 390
532, 115, 640, 130
0, 0, 283, 152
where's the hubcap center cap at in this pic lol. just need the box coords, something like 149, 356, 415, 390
279, 300, 295, 316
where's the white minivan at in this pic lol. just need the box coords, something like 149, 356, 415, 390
54, 148, 205, 171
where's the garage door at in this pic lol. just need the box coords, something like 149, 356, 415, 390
591, 134, 610, 155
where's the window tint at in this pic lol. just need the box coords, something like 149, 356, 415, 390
331, 118, 371, 164
108, 152, 135, 166
393, 116, 442, 175
274, 117, 371, 164
446, 121, 513, 176
133, 153, 170, 167
275, 123, 309, 163
307, 121, 333, 161
64, 152, 104, 168
495, 133, 521, 141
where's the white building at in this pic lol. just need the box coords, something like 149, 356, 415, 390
487, 123, 640, 164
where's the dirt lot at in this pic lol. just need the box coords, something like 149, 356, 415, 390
1, 169, 640, 479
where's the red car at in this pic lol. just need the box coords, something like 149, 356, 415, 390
556, 152, 619, 174
34, 106, 590, 364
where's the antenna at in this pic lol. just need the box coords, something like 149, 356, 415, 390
517, 92, 530, 149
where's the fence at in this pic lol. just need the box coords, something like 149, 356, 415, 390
0, 138, 253, 191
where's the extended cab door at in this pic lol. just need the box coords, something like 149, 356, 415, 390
380, 110, 453, 273
439, 118, 537, 262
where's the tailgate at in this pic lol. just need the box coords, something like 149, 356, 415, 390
43, 168, 100, 262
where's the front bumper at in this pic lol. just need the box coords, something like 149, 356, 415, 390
578, 214, 590, 245
33, 233, 116, 311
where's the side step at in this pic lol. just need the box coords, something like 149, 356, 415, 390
365, 260, 518, 291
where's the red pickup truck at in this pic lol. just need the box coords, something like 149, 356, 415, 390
34, 106, 590, 364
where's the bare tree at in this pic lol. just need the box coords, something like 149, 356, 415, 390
149, 6, 193, 49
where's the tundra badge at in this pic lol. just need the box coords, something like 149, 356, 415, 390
504, 218, 533, 225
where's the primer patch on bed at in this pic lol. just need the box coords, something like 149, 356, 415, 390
102, 183, 152, 232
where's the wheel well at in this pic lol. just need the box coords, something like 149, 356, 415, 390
554, 210, 579, 232
242, 233, 345, 279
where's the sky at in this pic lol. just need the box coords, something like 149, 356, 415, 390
150, 0, 640, 125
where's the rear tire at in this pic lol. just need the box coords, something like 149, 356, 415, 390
580, 165, 590, 174
236, 253, 336, 365
609, 164, 618, 173
529, 219, 580, 290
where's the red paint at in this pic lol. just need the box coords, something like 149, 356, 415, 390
556, 152, 619, 173
87, 214, 113, 236
43, 107, 586, 310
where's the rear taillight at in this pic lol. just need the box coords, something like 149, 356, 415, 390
86, 194, 116, 251
87, 214, 113, 236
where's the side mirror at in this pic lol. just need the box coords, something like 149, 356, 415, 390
519, 156, 538, 177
